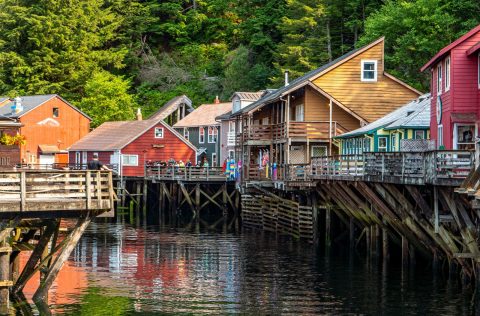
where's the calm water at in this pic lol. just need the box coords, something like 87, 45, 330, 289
18, 222, 478, 315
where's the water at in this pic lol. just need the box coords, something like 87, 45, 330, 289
18, 222, 477, 315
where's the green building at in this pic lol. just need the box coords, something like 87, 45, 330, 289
336, 94, 431, 154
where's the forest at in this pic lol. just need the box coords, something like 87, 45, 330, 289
0, 0, 478, 126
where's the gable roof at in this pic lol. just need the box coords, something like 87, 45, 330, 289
0, 94, 91, 120
174, 102, 231, 128
69, 119, 197, 152
231, 37, 391, 117
148, 95, 194, 121
337, 94, 431, 138
421, 24, 480, 71
230, 91, 265, 102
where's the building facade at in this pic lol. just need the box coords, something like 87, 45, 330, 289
421, 24, 480, 151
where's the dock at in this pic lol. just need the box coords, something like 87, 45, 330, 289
0, 169, 114, 309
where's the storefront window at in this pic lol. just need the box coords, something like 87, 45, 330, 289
455, 124, 475, 150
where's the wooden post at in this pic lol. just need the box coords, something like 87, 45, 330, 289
402, 236, 409, 268
349, 217, 355, 251
33, 214, 92, 302
382, 227, 389, 262
312, 194, 320, 247
20, 171, 26, 211
142, 180, 148, 216
86, 171, 92, 210
434, 186, 439, 233
0, 237, 11, 312
325, 206, 331, 251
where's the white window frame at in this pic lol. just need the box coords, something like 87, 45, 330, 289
414, 130, 425, 140
211, 153, 217, 167
453, 123, 476, 150
361, 60, 378, 82
75, 152, 81, 164
228, 121, 235, 133
478, 53, 480, 89
445, 57, 450, 92
199, 127, 205, 144
262, 117, 270, 125
208, 126, 217, 143
378, 136, 388, 152
391, 134, 397, 151
437, 63, 442, 95
294, 104, 304, 122
183, 128, 189, 140
82, 152, 87, 164
122, 154, 138, 166
438, 125, 443, 149
233, 100, 241, 113
154, 127, 164, 139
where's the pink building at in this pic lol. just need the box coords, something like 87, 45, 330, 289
421, 25, 480, 150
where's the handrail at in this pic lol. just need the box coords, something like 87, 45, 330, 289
145, 165, 235, 181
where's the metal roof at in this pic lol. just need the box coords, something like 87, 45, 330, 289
338, 94, 431, 138
148, 95, 194, 121
230, 91, 265, 102
0, 94, 92, 120
173, 102, 232, 128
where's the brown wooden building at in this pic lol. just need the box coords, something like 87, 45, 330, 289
231, 37, 421, 181
0, 95, 91, 165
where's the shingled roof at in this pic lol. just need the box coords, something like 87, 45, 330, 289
0, 94, 91, 120
174, 102, 231, 128
148, 95, 194, 121
337, 94, 431, 138
69, 119, 196, 151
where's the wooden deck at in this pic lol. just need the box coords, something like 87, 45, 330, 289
0, 170, 114, 216
145, 166, 236, 183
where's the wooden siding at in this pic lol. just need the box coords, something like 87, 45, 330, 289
18, 97, 90, 163
122, 123, 196, 177
68, 151, 114, 165
174, 126, 220, 165
312, 40, 420, 123
304, 86, 361, 131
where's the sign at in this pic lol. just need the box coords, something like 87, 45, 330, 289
436, 95, 442, 125
197, 147, 207, 155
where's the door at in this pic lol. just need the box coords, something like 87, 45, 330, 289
39, 154, 55, 168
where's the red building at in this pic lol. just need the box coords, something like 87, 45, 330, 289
68, 118, 197, 177
0, 95, 91, 164
421, 25, 480, 150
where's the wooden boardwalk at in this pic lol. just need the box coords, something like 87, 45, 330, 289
145, 166, 236, 183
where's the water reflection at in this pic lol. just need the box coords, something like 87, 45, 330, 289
15, 222, 478, 315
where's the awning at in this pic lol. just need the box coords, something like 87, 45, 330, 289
38, 144, 62, 154
451, 112, 477, 123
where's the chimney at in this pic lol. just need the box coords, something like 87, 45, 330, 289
214, 95, 220, 104
11, 97, 23, 114
136, 108, 143, 121
284, 70, 289, 87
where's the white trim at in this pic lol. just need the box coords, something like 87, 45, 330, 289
378, 136, 388, 152
453, 123, 476, 150
437, 124, 443, 148
212, 152, 217, 167
437, 63, 442, 95
361, 60, 378, 82
207, 126, 217, 143
154, 127, 164, 138
445, 56, 451, 92
121, 154, 138, 166
199, 127, 205, 144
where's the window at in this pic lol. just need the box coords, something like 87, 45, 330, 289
363, 138, 370, 153
361, 60, 378, 82
122, 155, 138, 166
228, 121, 235, 133
82, 152, 87, 164
208, 126, 218, 143
262, 117, 269, 125
378, 137, 388, 152
228, 150, 234, 159
75, 152, 81, 164
414, 130, 425, 140
294, 104, 304, 122
53, 107, 59, 118
183, 128, 189, 140
199, 127, 205, 143
437, 64, 442, 95
311, 145, 327, 157
212, 153, 217, 167
478, 54, 480, 89
445, 57, 450, 91
454, 124, 475, 150
233, 100, 241, 113
437, 125, 443, 149
154, 127, 164, 138
391, 134, 397, 151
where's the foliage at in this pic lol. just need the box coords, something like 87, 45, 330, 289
77, 71, 137, 127
359, 0, 480, 91
0, 133, 26, 146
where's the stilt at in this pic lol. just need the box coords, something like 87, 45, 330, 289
33, 214, 92, 302
349, 217, 355, 251
195, 184, 201, 231
402, 236, 409, 268
142, 180, 148, 217
158, 184, 163, 225
382, 227, 389, 262
365, 227, 371, 258
0, 236, 11, 313
325, 207, 331, 251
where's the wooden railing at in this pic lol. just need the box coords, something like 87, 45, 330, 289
0, 170, 114, 213
145, 165, 235, 182
310, 150, 475, 185
242, 124, 272, 141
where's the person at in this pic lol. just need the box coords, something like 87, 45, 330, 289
87, 153, 109, 170
186, 160, 192, 167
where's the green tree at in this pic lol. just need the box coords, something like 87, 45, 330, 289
0, 0, 127, 100
78, 71, 137, 127
359, 0, 480, 90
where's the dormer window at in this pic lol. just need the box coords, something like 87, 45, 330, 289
437, 64, 442, 95
361, 60, 377, 82
233, 100, 241, 113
